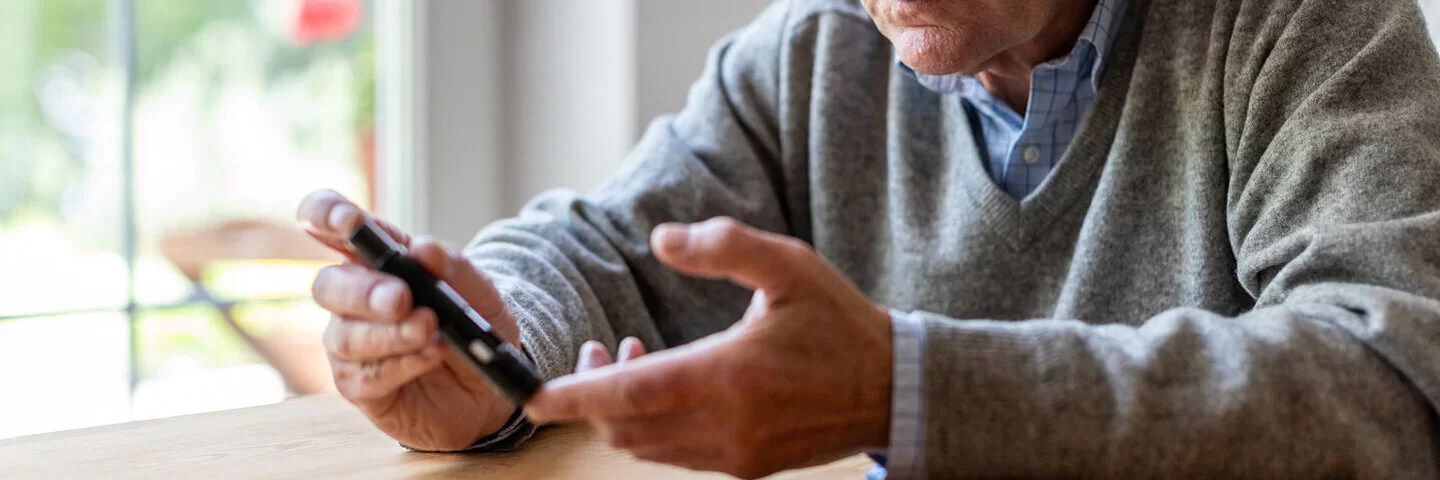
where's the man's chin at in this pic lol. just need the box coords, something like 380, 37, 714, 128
896, 52, 980, 77
893, 28, 980, 76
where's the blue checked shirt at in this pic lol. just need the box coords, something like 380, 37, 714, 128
911, 0, 1127, 200
872, 1, 1126, 478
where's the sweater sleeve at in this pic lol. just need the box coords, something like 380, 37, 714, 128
455, 0, 794, 446
914, 0, 1440, 477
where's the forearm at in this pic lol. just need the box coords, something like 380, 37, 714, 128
466, 202, 660, 380
914, 285, 1440, 478
449, 193, 741, 453
456, 0, 795, 377
464, 178, 788, 380
451, 84, 796, 450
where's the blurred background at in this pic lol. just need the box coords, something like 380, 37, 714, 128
0, 0, 768, 439
3, 0, 1440, 440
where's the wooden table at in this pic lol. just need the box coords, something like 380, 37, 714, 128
0, 395, 875, 479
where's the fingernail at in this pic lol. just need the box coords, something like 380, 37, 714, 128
616, 337, 639, 364
576, 341, 607, 372
370, 282, 405, 314
583, 341, 605, 362
328, 204, 360, 232
654, 224, 689, 253
619, 337, 640, 353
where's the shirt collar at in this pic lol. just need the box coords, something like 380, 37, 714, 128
898, 0, 1127, 95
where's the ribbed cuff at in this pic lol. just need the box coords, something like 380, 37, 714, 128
458, 407, 538, 452
397, 407, 538, 453
885, 310, 928, 479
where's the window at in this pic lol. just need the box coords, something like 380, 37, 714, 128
0, 0, 378, 438
1425, 0, 1440, 47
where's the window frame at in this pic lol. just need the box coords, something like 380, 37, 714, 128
0, 0, 398, 420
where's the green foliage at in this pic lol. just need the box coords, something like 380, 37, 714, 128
34, 1, 252, 86
133, 1, 251, 85
0, 0, 375, 223
33, 0, 109, 76
1, 1, 375, 378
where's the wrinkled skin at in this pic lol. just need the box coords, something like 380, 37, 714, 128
525, 218, 894, 479
300, 190, 516, 451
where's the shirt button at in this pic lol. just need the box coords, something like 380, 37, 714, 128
1022, 145, 1041, 165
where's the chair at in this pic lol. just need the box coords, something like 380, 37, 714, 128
159, 219, 340, 395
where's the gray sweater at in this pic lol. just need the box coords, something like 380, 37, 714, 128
464, 0, 1440, 477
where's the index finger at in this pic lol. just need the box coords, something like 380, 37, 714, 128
524, 350, 699, 424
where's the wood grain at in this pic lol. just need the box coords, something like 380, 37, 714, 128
0, 395, 875, 479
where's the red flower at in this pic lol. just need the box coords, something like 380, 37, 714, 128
293, 0, 362, 45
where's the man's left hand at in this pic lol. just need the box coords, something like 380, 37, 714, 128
524, 217, 894, 479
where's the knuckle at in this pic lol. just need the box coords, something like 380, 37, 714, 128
411, 235, 438, 249
709, 217, 745, 240
618, 377, 649, 413
350, 279, 379, 312
413, 236, 459, 277
331, 363, 365, 399
448, 248, 474, 275
359, 361, 386, 386
311, 265, 342, 301
410, 236, 440, 256
710, 216, 741, 228
330, 360, 352, 382
776, 237, 814, 258
332, 324, 357, 358
409, 309, 438, 336
362, 324, 389, 354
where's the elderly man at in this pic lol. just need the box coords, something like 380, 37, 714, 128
298, 0, 1440, 477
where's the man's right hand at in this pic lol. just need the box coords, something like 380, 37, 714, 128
298, 189, 520, 451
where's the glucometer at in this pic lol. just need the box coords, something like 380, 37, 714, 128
349, 219, 543, 406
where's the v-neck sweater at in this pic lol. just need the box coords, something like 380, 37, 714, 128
462, 0, 1440, 476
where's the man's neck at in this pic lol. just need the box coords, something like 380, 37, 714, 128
976, 0, 1099, 115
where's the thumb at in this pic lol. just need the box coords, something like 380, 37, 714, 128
651, 217, 809, 295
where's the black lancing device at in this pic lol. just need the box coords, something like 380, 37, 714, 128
349, 218, 543, 406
